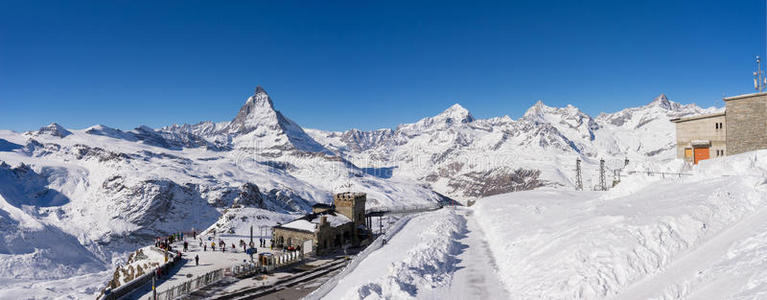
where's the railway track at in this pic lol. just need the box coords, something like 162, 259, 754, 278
208, 258, 349, 300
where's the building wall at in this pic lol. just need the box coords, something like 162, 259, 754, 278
333, 193, 366, 245
272, 227, 314, 250
725, 93, 767, 155
315, 222, 354, 254
674, 114, 727, 162
272, 219, 356, 255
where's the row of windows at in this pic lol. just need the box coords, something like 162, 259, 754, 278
715, 149, 725, 157
715, 122, 724, 130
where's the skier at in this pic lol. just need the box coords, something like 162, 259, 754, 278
203, 244, 207, 251
183, 241, 188, 252
195, 254, 199, 266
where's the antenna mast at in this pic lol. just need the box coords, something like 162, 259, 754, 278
755, 56, 766, 92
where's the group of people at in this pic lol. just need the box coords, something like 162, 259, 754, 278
154, 229, 272, 269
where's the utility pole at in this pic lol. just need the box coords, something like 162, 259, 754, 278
599, 159, 606, 191
575, 158, 583, 191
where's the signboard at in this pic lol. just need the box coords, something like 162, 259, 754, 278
302, 240, 313, 255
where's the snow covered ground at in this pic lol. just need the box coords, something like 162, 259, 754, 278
324, 208, 479, 299
329, 150, 767, 299
0, 87, 744, 298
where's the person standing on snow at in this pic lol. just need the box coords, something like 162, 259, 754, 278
195, 254, 199, 266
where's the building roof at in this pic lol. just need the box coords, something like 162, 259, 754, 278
336, 192, 366, 197
275, 210, 352, 233
670, 112, 725, 123
723, 91, 767, 102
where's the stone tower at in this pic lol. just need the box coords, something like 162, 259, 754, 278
333, 192, 366, 244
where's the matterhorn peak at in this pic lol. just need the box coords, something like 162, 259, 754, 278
226, 86, 281, 134
246, 85, 275, 109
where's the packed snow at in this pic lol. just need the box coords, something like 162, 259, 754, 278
329, 150, 767, 299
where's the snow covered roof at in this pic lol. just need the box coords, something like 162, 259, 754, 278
281, 219, 317, 232
276, 211, 352, 233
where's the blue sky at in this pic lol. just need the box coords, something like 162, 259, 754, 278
1, 0, 765, 132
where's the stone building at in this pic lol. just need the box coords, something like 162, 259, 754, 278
272, 192, 368, 255
723, 92, 767, 155
672, 92, 767, 164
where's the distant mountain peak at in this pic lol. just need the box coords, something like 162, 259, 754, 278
435, 103, 474, 123
523, 100, 551, 119
648, 93, 675, 110
227, 87, 279, 134
246, 86, 274, 109
27, 122, 72, 138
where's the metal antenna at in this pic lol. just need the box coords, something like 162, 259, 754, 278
575, 158, 583, 191
755, 56, 765, 92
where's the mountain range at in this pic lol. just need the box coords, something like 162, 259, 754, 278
0, 87, 719, 294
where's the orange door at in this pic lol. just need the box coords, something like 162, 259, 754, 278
693, 147, 710, 164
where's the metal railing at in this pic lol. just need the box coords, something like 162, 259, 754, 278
99, 248, 179, 300
151, 262, 262, 300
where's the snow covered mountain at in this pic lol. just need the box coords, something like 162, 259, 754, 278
0, 87, 720, 297
307, 93, 721, 201
0, 87, 440, 297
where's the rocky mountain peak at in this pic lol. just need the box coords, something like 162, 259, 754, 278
436, 103, 474, 124
648, 93, 677, 110
29, 123, 72, 138
249, 86, 274, 109
226, 87, 281, 134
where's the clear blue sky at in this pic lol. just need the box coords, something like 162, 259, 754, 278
1, 0, 765, 132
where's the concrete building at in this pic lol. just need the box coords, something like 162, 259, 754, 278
672, 92, 767, 164
671, 112, 726, 164
272, 192, 368, 255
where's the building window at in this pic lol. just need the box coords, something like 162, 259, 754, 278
715, 123, 719, 129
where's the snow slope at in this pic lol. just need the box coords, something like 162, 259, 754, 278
328, 151, 767, 299
473, 150, 767, 299
324, 209, 471, 299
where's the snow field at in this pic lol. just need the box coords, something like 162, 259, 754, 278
473, 151, 767, 299
324, 209, 466, 299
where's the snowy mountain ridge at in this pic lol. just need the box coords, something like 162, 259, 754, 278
0, 87, 720, 297
308, 93, 721, 199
